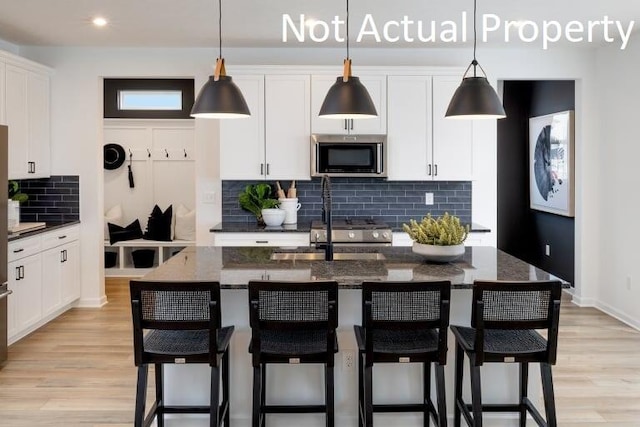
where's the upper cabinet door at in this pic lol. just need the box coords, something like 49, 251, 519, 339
311, 74, 387, 135
386, 76, 432, 181
27, 71, 51, 178
431, 76, 474, 181
5, 65, 29, 179
219, 75, 266, 180
264, 74, 311, 181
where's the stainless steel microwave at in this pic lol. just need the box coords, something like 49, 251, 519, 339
311, 134, 387, 177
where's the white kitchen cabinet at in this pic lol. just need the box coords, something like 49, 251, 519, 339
220, 74, 311, 180
386, 75, 473, 181
7, 224, 80, 344
311, 74, 387, 135
431, 76, 473, 181
219, 75, 265, 180
213, 232, 310, 248
387, 76, 432, 180
264, 74, 311, 180
8, 253, 43, 340
5, 63, 51, 179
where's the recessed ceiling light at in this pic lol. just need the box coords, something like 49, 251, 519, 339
92, 17, 108, 27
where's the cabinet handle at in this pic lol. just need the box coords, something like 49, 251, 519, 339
260, 163, 264, 175
19, 266, 24, 280
350, 119, 354, 130
428, 164, 432, 176
266, 163, 270, 175
15, 266, 21, 281
343, 119, 348, 130
255, 240, 269, 244
13, 248, 24, 253
434, 164, 438, 176
58, 235, 67, 239
33, 162, 36, 173
64, 250, 68, 262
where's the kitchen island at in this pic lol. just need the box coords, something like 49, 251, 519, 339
143, 246, 566, 427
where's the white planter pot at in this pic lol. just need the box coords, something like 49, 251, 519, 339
8, 199, 20, 230
411, 242, 465, 262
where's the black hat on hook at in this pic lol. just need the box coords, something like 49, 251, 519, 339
104, 143, 126, 170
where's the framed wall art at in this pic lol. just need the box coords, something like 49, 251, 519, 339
529, 110, 575, 217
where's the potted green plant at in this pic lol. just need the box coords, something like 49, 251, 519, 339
7, 181, 28, 230
402, 213, 469, 262
238, 183, 279, 225
8, 180, 28, 203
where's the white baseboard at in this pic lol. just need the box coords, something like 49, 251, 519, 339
571, 294, 596, 307
77, 294, 108, 308
595, 300, 640, 332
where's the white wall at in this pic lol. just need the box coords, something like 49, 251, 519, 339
593, 38, 640, 329
19, 45, 600, 309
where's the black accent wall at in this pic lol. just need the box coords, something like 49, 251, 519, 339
498, 81, 575, 285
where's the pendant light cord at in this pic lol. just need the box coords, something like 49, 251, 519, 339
472, 0, 477, 76
218, 0, 222, 59
346, 0, 350, 59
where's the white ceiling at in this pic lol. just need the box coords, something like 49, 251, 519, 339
0, 0, 638, 48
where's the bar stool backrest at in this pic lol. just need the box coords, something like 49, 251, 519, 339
362, 281, 451, 363
471, 280, 562, 364
130, 280, 222, 365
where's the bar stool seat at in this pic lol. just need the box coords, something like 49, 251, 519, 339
354, 327, 439, 354
145, 327, 234, 355
451, 327, 548, 354
251, 329, 338, 356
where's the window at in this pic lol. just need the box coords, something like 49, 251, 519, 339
104, 79, 194, 119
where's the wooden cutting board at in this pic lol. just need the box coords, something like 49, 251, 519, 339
9, 222, 46, 234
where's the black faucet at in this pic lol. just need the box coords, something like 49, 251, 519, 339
317, 175, 334, 261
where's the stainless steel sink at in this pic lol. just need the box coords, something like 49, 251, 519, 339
270, 252, 386, 261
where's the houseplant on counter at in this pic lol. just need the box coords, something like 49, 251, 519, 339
402, 213, 469, 262
238, 183, 280, 225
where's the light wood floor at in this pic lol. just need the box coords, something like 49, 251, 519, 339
0, 279, 638, 426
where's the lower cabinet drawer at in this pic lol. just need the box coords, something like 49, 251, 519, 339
213, 232, 310, 247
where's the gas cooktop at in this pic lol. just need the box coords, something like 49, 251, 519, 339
310, 218, 389, 230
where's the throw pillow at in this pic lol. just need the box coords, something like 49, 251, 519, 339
108, 219, 143, 245
104, 204, 123, 238
144, 204, 173, 241
175, 204, 196, 241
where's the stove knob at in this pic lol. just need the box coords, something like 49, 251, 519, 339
348, 232, 356, 239
382, 232, 390, 240
372, 231, 379, 239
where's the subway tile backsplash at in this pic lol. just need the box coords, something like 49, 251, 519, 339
222, 178, 471, 225
15, 175, 80, 223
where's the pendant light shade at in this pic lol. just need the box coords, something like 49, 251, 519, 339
319, 0, 377, 119
445, 0, 505, 120
319, 60, 377, 119
190, 0, 250, 119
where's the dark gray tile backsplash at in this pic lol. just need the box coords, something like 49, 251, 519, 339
222, 178, 471, 224
15, 175, 80, 223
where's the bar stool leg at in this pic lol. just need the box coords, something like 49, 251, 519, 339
260, 364, 266, 427
541, 363, 557, 427
358, 353, 364, 427
519, 363, 529, 427
435, 363, 447, 427
364, 363, 373, 427
154, 364, 164, 427
210, 365, 220, 427
252, 365, 262, 427
453, 344, 463, 427
135, 365, 149, 427
469, 364, 483, 427
424, 361, 432, 427
223, 350, 230, 427
326, 363, 335, 427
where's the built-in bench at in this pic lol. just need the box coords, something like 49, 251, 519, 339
104, 239, 195, 277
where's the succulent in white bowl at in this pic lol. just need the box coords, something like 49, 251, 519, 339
402, 213, 469, 262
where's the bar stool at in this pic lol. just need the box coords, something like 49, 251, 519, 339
354, 281, 451, 427
248, 280, 339, 427
450, 280, 562, 427
130, 280, 234, 427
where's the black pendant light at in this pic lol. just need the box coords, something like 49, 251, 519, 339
191, 0, 250, 119
319, 0, 377, 119
445, 0, 506, 120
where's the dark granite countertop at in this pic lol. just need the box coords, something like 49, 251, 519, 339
143, 246, 567, 289
210, 221, 490, 233
8, 220, 81, 242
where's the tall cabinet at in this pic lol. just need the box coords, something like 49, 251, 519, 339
387, 74, 474, 181
0, 51, 52, 179
220, 74, 311, 181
